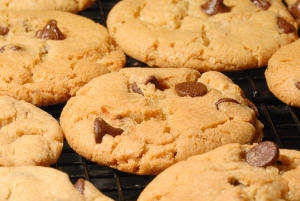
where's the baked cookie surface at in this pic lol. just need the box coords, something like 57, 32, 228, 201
0, 0, 95, 13
0, 166, 113, 201
60, 68, 263, 175
0, 10, 125, 106
0, 95, 63, 166
107, 0, 298, 71
265, 39, 300, 107
286, 0, 300, 25
138, 143, 300, 201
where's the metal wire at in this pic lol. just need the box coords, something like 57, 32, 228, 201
42, 1, 300, 200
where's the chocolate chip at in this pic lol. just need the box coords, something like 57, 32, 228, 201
228, 177, 242, 186
277, 17, 296, 34
201, 0, 231, 16
175, 82, 207, 97
74, 178, 85, 194
245, 98, 259, 116
251, 0, 270, 10
0, 26, 9, 36
291, 0, 300, 19
296, 82, 300, 91
145, 75, 168, 90
0, 45, 22, 53
215, 98, 239, 110
36, 19, 65, 40
246, 141, 279, 167
94, 117, 123, 143
131, 82, 143, 95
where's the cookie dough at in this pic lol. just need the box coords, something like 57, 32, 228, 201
0, 95, 63, 166
265, 39, 300, 107
0, 0, 95, 13
0, 166, 113, 201
138, 143, 300, 201
107, 0, 298, 71
286, 0, 300, 25
60, 67, 263, 175
0, 10, 125, 106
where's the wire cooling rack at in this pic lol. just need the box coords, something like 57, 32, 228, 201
42, 1, 300, 200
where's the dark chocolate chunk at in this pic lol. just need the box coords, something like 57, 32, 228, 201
251, 0, 270, 10
291, 0, 300, 19
201, 0, 231, 16
228, 177, 242, 186
36, 19, 65, 40
74, 178, 85, 194
296, 81, 300, 91
0, 26, 9, 36
94, 117, 123, 143
277, 17, 296, 34
215, 98, 239, 110
131, 82, 143, 95
175, 81, 207, 97
145, 75, 168, 90
246, 141, 279, 167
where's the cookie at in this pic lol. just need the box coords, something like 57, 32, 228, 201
60, 67, 263, 175
0, 10, 125, 106
0, 0, 95, 13
265, 39, 300, 107
138, 142, 300, 201
0, 166, 113, 201
0, 95, 63, 166
107, 0, 298, 71
286, 0, 300, 25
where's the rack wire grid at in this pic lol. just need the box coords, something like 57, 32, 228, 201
42, 1, 300, 201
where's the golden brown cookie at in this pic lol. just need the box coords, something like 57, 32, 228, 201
60, 67, 263, 175
0, 10, 125, 106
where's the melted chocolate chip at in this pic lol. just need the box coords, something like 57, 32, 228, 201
175, 82, 207, 97
277, 17, 296, 34
0, 45, 22, 53
296, 82, 300, 91
215, 98, 239, 110
0, 26, 9, 36
246, 141, 279, 167
74, 178, 85, 194
291, 0, 300, 19
94, 117, 123, 143
145, 75, 167, 90
251, 0, 270, 10
36, 19, 65, 40
201, 0, 231, 16
131, 82, 143, 95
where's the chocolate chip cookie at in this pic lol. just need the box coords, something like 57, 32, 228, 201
0, 95, 63, 166
286, 0, 300, 25
138, 142, 300, 201
0, 166, 113, 201
107, 0, 297, 71
0, 0, 95, 13
0, 10, 125, 106
60, 68, 263, 175
265, 39, 300, 107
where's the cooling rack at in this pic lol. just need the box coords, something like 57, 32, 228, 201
42, 1, 300, 200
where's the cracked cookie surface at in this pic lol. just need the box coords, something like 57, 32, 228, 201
60, 68, 263, 175
107, 0, 297, 71
138, 143, 300, 201
0, 10, 125, 106
0, 95, 63, 166
265, 39, 300, 107
0, 166, 113, 201
0, 0, 95, 13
